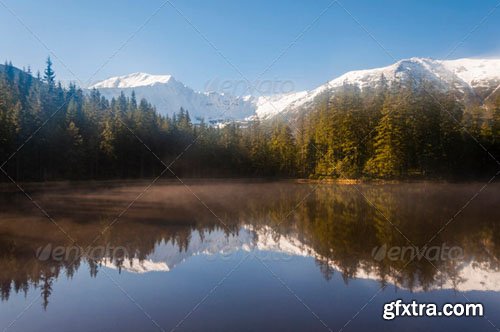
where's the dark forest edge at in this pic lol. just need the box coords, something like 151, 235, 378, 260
0, 58, 499, 182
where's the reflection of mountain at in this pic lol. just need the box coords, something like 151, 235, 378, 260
1, 181, 500, 309
103, 229, 254, 273
104, 259, 170, 273
103, 225, 500, 293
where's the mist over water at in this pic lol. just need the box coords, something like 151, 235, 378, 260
0, 180, 499, 331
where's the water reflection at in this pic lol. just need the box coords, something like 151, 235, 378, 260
0, 181, 499, 311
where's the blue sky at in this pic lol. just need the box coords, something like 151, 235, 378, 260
1, 0, 499, 93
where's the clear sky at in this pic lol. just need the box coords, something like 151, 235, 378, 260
1, 0, 499, 93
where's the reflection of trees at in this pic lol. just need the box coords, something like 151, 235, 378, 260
0, 220, 224, 309
0, 182, 499, 307
244, 183, 500, 290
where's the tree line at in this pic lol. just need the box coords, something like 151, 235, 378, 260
295, 81, 500, 179
0, 58, 499, 181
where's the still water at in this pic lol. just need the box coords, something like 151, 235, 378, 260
0, 180, 499, 331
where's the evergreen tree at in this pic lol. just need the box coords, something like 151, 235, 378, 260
43, 57, 55, 88
364, 96, 407, 178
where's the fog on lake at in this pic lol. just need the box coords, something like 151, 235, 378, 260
0, 181, 499, 331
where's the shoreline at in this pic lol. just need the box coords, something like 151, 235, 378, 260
0, 177, 489, 190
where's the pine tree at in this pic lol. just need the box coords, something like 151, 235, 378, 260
364, 96, 407, 178
43, 57, 56, 88
269, 122, 296, 176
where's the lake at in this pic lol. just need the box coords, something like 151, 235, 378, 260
0, 180, 499, 331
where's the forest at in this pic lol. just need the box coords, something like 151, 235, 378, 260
0, 58, 499, 181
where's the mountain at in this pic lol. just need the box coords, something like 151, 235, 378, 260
89, 57, 500, 123
89, 72, 256, 124
259, 57, 500, 120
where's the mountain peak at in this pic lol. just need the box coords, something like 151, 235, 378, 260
90, 72, 173, 89
88, 57, 500, 122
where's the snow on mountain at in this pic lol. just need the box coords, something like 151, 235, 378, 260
92, 72, 173, 89
441, 58, 500, 87
252, 92, 308, 119
255, 57, 500, 120
89, 73, 257, 123
322, 57, 500, 93
89, 58, 500, 123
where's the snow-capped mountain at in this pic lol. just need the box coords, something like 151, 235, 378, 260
89, 72, 257, 123
259, 57, 500, 120
92, 72, 174, 89
89, 58, 500, 123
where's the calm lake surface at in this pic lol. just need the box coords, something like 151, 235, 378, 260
0, 180, 499, 331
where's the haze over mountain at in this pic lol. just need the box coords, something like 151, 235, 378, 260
89, 57, 500, 123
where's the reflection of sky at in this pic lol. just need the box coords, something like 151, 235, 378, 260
2, 182, 500, 331
2, 249, 499, 332
102, 226, 500, 293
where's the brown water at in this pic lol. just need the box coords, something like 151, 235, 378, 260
0, 180, 499, 331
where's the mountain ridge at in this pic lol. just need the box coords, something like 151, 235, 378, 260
89, 57, 500, 122
91, 72, 174, 89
